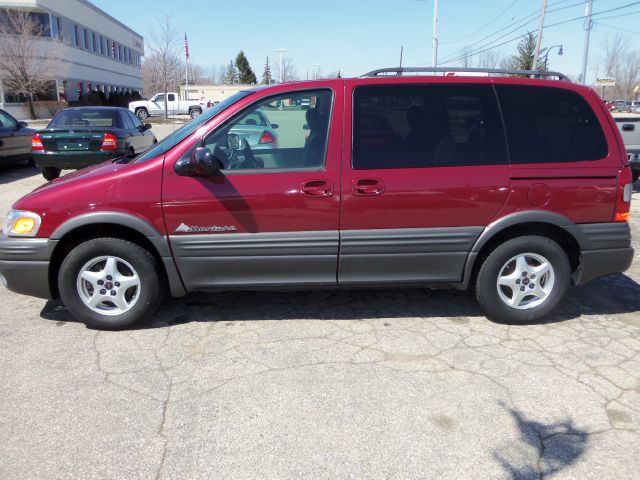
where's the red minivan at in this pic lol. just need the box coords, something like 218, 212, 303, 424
0, 69, 634, 329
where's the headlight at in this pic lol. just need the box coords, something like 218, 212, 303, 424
3, 209, 42, 237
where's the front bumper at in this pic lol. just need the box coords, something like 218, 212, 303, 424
33, 150, 122, 170
0, 235, 55, 299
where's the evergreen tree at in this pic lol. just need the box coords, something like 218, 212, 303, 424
508, 32, 546, 71
235, 51, 257, 84
262, 56, 273, 85
223, 60, 239, 85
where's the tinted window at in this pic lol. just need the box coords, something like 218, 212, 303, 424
496, 85, 608, 164
353, 84, 507, 169
167, 94, 175, 102
50, 109, 115, 127
202, 90, 332, 171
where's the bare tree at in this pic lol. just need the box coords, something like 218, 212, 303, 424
146, 15, 180, 118
477, 51, 501, 69
618, 51, 640, 101
460, 46, 474, 68
273, 57, 297, 82
602, 34, 627, 78
188, 64, 210, 85
0, 10, 62, 118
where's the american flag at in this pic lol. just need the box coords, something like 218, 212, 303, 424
184, 33, 189, 60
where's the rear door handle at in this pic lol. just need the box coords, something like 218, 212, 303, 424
353, 179, 384, 196
301, 180, 333, 197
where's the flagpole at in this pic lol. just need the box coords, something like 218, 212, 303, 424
184, 33, 189, 101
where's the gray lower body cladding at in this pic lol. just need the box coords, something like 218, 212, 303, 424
170, 227, 483, 291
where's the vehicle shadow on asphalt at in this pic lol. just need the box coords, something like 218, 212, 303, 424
39, 273, 640, 329
0, 164, 40, 185
494, 401, 588, 479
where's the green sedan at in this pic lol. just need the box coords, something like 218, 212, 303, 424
32, 107, 157, 180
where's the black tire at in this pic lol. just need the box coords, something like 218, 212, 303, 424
632, 170, 639, 184
42, 167, 61, 181
475, 236, 570, 324
189, 108, 201, 119
136, 108, 149, 120
58, 238, 163, 330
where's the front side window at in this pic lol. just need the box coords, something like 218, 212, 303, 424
154, 94, 165, 103
496, 85, 608, 164
201, 90, 332, 171
353, 84, 507, 169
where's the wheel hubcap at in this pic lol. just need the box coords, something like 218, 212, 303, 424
496, 253, 555, 310
76, 256, 141, 316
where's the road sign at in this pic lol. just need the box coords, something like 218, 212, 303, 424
596, 78, 615, 87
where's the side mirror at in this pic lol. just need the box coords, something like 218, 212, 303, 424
17, 121, 28, 129
175, 147, 219, 177
143, 123, 152, 130
302, 124, 310, 130
271, 123, 279, 129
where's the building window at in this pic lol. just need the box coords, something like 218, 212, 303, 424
99, 36, 104, 55
93, 32, 99, 52
74, 25, 80, 46
50, 15, 60, 38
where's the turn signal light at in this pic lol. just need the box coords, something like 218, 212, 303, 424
101, 133, 118, 150
31, 133, 44, 151
12, 217, 36, 234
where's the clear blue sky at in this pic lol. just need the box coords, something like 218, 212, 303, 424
92, 0, 640, 83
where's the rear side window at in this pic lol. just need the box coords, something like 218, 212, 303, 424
352, 84, 507, 169
496, 85, 608, 164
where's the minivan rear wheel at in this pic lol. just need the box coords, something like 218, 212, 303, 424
475, 236, 570, 323
58, 238, 163, 330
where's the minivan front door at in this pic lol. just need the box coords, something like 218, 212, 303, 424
162, 87, 343, 291
339, 81, 510, 285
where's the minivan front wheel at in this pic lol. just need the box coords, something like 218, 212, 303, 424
475, 236, 570, 324
58, 238, 163, 329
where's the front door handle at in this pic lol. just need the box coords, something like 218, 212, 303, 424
353, 179, 384, 196
301, 180, 333, 197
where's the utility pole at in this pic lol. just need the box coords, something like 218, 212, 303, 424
432, 0, 439, 67
399, 45, 403, 68
532, 0, 548, 72
276, 48, 286, 83
580, 0, 593, 84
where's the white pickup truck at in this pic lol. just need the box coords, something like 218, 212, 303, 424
128, 92, 207, 120
615, 115, 640, 183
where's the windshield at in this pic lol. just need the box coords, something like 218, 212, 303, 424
135, 90, 255, 162
50, 109, 115, 128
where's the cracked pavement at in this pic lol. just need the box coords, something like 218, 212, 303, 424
1, 165, 639, 479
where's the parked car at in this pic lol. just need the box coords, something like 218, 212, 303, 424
0, 109, 36, 167
128, 92, 207, 120
631, 101, 640, 114
615, 115, 640, 182
0, 69, 634, 329
32, 106, 157, 180
229, 109, 279, 150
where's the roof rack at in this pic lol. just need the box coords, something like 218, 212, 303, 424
362, 67, 570, 82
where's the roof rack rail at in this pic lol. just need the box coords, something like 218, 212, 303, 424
362, 67, 570, 82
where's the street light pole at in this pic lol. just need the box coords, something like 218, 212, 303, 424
276, 48, 286, 83
432, 0, 439, 67
542, 44, 563, 71
580, 0, 593, 84
532, 0, 548, 72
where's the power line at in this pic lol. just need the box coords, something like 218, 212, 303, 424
438, 1, 640, 66
440, 0, 523, 45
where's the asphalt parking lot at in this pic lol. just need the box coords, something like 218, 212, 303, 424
0, 138, 639, 478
